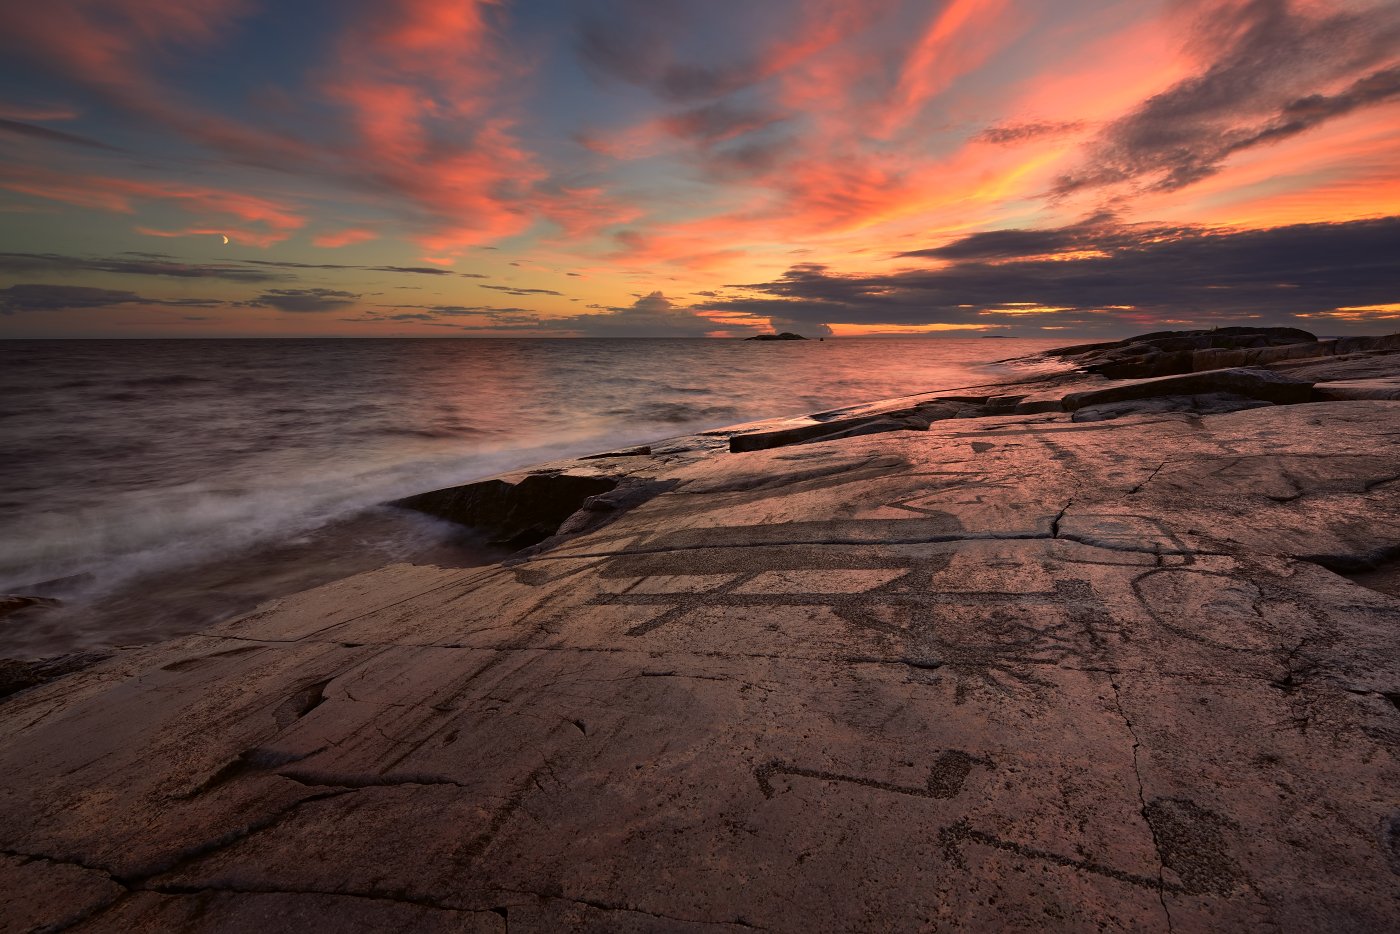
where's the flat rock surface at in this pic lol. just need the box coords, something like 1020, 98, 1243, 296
4, 395, 1400, 932
1315, 377, 1400, 401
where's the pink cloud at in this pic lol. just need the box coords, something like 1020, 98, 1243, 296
133, 225, 286, 249
320, 1, 638, 256
0, 0, 637, 259
0, 102, 81, 121
0, 0, 313, 167
876, 0, 1020, 137
0, 165, 305, 244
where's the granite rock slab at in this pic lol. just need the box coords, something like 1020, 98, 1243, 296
3, 395, 1400, 931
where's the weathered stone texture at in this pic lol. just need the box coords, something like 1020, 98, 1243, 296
3, 331, 1400, 932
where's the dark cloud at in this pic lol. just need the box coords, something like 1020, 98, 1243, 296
550, 290, 753, 337
0, 253, 489, 284
0, 283, 219, 314
1058, 0, 1400, 194
410, 304, 533, 317
0, 118, 121, 151
0, 251, 284, 282
0, 284, 144, 314
361, 291, 760, 337
576, 5, 774, 103
897, 216, 1131, 262
697, 136, 788, 181
701, 216, 1400, 335
381, 266, 485, 277
480, 284, 563, 296
248, 288, 359, 313
362, 303, 536, 326
661, 102, 783, 145
429, 305, 531, 316
976, 120, 1084, 145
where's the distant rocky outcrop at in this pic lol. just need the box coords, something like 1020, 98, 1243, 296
745, 331, 808, 341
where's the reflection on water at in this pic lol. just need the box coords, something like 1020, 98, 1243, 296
0, 336, 1065, 654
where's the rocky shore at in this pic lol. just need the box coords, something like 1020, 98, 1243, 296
4, 327, 1400, 932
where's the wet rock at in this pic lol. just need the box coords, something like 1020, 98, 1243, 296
0, 650, 111, 700
394, 472, 619, 549
579, 445, 652, 459
551, 477, 680, 540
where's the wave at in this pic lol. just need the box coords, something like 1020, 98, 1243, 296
0, 419, 700, 603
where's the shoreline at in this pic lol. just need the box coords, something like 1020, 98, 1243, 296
0, 337, 1057, 652
4, 326, 1400, 931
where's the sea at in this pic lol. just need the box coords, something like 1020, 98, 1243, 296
0, 336, 1067, 656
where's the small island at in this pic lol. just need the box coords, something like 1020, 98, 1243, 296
745, 331, 808, 341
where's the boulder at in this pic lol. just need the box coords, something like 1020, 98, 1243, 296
1055, 327, 1320, 379
393, 473, 619, 549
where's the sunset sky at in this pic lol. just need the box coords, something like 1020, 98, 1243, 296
0, 0, 1397, 338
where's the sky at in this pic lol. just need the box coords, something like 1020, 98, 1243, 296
0, 0, 1397, 338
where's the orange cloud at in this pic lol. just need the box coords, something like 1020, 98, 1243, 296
828, 322, 997, 335
996, 10, 1193, 130
1128, 101, 1400, 228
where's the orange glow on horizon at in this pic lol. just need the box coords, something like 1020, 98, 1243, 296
827, 322, 999, 336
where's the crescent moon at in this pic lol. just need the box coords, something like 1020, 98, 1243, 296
221, 235, 229, 245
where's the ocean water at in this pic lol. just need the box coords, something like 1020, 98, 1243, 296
0, 337, 1065, 655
